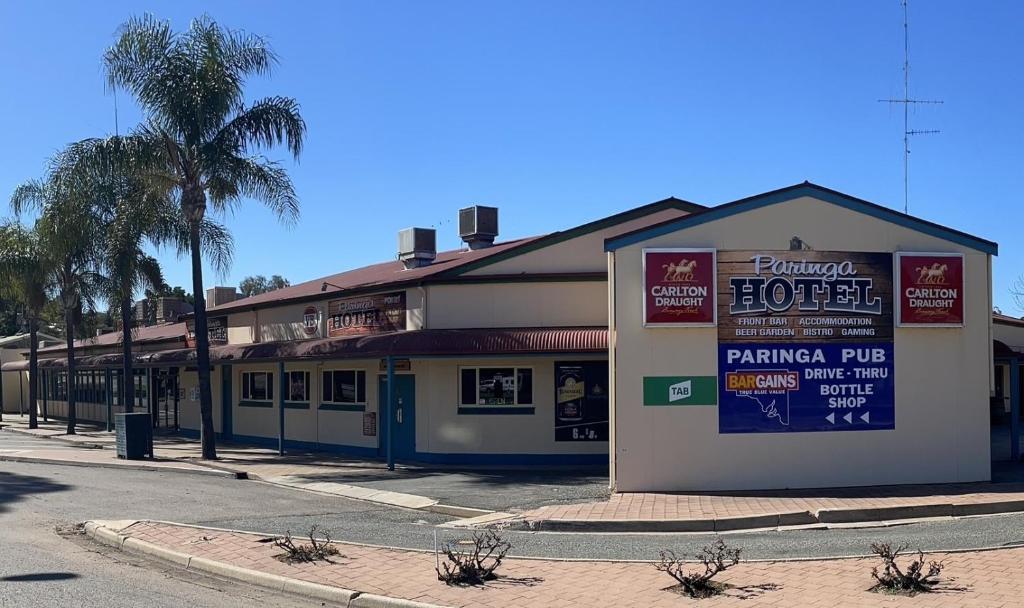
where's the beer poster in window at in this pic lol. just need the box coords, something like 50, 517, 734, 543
643, 249, 716, 326
555, 361, 609, 442
717, 251, 895, 434
896, 253, 965, 327
327, 291, 406, 337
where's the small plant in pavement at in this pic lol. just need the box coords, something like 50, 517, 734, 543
436, 529, 511, 586
869, 542, 944, 595
655, 538, 741, 598
273, 525, 341, 563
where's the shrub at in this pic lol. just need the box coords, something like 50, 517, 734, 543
273, 525, 341, 563
869, 542, 944, 595
436, 529, 511, 586
655, 539, 741, 598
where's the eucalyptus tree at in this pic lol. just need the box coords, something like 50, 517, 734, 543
104, 15, 306, 458
0, 222, 51, 429
12, 169, 107, 434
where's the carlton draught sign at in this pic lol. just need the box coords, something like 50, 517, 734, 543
896, 253, 965, 326
717, 251, 895, 434
643, 249, 716, 326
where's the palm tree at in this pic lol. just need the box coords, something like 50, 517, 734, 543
0, 222, 51, 429
105, 15, 305, 459
12, 172, 104, 434
60, 135, 234, 418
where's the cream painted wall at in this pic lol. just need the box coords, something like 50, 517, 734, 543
413, 356, 607, 455
995, 321, 1024, 351
1, 350, 28, 413
462, 208, 689, 275
427, 282, 607, 329
611, 195, 993, 491
226, 360, 378, 450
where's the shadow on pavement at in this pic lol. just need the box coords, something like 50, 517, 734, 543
0, 470, 71, 514
0, 572, 80, 582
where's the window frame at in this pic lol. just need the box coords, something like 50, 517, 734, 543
319, 368, 367, 410
458, 366, 535, 413
240, 370, 275, 405
285, 370, 311, 405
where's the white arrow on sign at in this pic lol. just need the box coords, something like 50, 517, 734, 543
843, 412, 853, 424
860, 411, 870, 424
826, 412, 835, 425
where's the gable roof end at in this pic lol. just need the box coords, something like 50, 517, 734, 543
603, 182, 998, 255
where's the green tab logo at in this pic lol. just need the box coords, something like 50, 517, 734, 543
644, 376, 716, 406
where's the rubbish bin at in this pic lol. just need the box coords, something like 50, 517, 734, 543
115, 412, 153, 459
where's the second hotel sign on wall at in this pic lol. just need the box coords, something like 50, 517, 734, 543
328, 291, 406, 337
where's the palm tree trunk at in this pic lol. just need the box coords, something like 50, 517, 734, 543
121, 297, 134, 413
189, 221, 217, 459
27, 317, 38, 429
65, 306, 77, 435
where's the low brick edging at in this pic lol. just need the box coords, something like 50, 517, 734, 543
83, 519, 1024, 607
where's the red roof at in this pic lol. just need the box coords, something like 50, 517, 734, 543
37, 322, 187, 355
208, 237, 543, 314
1, 327, 608, 371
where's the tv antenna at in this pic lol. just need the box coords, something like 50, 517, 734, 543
878, 0, 942, 215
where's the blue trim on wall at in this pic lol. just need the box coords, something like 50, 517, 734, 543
458, 407, 536, 415
318, 402, 366, 412
175, 427, 606, 465
604, 183, 999, 255
239, 400, 273, 408
283, 401, 310, 410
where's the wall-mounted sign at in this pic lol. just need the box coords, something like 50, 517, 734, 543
643, 249, 716, 326
643, 376, 717, 406
896, 252, 965, 327
185, 316, 228, 348
378, 358, 412, 372
717, 251, 895, 433
362, 412, 377, 437
327, 291, 406, 337
554, 362, 609, 442
302, 306, 320, 336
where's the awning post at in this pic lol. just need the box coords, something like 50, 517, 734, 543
41, 370, 47, 422
105, 368, 113, 432
1012, 361, 1021, 461
386, 355, 395, 471
278, 360, 285, 456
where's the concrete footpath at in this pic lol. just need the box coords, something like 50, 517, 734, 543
86, 519, 1023, 608
9, 414, 1024, 532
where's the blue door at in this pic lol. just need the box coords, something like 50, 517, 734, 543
379, 375, 416, 460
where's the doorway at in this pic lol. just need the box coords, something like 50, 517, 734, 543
152, 368, 179, 431
378, 374, 416, 460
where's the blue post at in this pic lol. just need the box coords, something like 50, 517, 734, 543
1011, 362, 1021, 461
41, 370, 47, 422
278, 360, 286, 456
386, 355, 395, 471
105, 368, 113, 432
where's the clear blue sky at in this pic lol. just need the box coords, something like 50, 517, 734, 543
1, 1, 1021, 311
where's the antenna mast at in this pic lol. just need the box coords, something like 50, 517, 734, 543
878, 0, 942, 214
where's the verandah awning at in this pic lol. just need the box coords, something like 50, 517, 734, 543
0, 327, 608, 372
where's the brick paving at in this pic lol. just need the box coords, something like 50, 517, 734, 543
522, 484, 1024, 524
122, 520, 1021, 607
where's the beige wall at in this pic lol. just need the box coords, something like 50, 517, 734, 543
221, 360, 379, 450
995, 321, 1024, 351
462, 208, 689, 275
1, 350, 28, 413
611, 195, 993, 491
427, 282, 607, 329
414, 356, 607, 455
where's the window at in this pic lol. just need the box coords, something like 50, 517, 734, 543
112, 371, 121, 406
321, 369, 366, 404
459, 367, 533, 407
241, 371, 274, 401
287, 371, 310, 402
